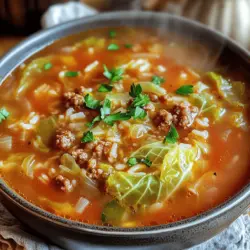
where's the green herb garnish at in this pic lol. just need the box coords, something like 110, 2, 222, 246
100, 99, 111, 119
176, 85, 194, 95
129, 83, 142, 98
152, 75, 165, 86
164, 124, 179, 144
84, 94, 101, 110
103, 112, 131, 126
0, 108, 9, 123
127, 157, 138, 167
43, 62, 52, 71
86, 115, 101, 128
64, 71, 78, 77
140, 156, 152, 167
132, 94, 150, 107
109, 30, 116, 38
107, 43, 120, 51
124, 44, 133, 49
81, 131, 94, 143
98, 84, 113, 92
130, 106, 147, 120
127, 156, 152, 167
103, 65, 124, 83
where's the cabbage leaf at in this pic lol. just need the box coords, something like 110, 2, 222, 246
138, 82, 166, 96
131, 142, 174, 167
206, 72, 246, 108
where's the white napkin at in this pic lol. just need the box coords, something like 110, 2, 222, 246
0, 2, 249, 250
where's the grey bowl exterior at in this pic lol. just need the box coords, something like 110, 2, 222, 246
0, 11, 250, 250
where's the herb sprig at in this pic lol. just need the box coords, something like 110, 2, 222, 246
176, 85, 194, 95
0, 108, 9, 124
127, 156, 152, 167
163, 124, 179, 144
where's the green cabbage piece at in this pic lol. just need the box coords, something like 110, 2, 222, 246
74, 37, 106, 50
101, 200, 126, 225
206, 72, 246, 108
230, 112, 247, 130
160, 144, 199, 197
107, 172, 164, 208
138, 82, 167, 96
60, 153, 81, 175
21, 154, 36, 178
37, 116, 57, 147
190, 93, 225, 121
131, 142, 174, 167
16, 56, 53, 96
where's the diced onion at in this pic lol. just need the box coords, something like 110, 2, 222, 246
75, 197, 90, 214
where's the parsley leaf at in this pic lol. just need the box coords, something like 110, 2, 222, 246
64, 71, 78, 77
129, 83, 142, 98
100, 99, 111, 119
43, 62, 52, 71
176, 85, 194, 95
164, 124, 179, 144
84, 94, 101, 110
127, 157, 138, 167
98, 84, 113, 92
103, 112, 131, 126
107, 43, 120, 51
103, 65, 124, 83
152, 75, 165, 86
0, 108, 9, 123
129, 106, 147, 120
81, 131, 94, 143
140, 156, 152, 167
109, 30, 116, 38
86, 116, 101, 128
124, 44, 133, 48
127, 156, 152, 167
132, 94, 150, 107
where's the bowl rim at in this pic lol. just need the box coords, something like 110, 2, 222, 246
0, 11, 250, 236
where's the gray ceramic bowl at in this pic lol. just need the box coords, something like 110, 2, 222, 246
0, 11, 250, 250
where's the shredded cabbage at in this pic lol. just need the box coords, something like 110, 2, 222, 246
17, 56, 53, 96
160, 144, 199, 197
131, 142, 174, 167
21, 154, 36, 178
74, 37, 106, 50
230, 112, 248, 130
206, 72, 246, 108
138, 82, 166, 96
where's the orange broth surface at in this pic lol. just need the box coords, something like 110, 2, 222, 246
0, 27, 249, 227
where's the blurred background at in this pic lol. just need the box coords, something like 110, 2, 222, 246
0, 0, 250, 56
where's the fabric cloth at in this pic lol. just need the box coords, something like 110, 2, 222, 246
0, 1, 249, 250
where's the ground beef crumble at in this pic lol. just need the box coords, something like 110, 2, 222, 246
172, 102, 199, 129
64, 91, 84, 109
56, 129, 75, 151
153, 109, 173, 132
71, 148, 89, 165
54, 175, 75, 192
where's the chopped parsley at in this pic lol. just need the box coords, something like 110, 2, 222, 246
103, 112, 131, 126
163, 124, 179, 144
109, 30, 116, 38
127, 156, 152, 167
132, 93, 150, 107
107, 43, 120, 51
86, 115, 101, 128
84, 94, 101, 110
0, 108, 9, 123
152, 75, 165, 86
103, 65, 124, 83
141, 156, 152, 167
43, 62, 52, 71
100, 99, 111, 119
127, 157, 138, 167
176, 85, 194, 95
129, 106, 147, 120
98, 84, 113, 92
81, 131, 94, 143
124, 44, 133, 49
129, 83, 142, 98
64, 71, 78, 77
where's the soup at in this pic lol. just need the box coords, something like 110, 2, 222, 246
0, 28, 249, 227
